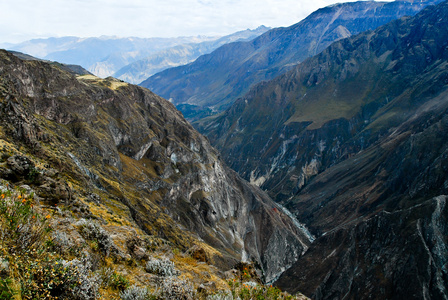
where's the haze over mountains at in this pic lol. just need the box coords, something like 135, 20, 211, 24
113, 26, 270, 84
3, 26, 269, 83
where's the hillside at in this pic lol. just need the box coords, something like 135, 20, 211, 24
141, 0, 441, 116
199, 1, 448, 298
0, 49, 310, 299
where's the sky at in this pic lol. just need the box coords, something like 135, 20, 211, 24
0, 0, 393, 44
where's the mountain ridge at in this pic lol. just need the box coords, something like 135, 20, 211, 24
3, 28, 269, 82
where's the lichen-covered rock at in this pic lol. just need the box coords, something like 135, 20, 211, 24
6, 155, 34, 176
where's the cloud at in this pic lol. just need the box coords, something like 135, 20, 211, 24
0, 0, 391, 43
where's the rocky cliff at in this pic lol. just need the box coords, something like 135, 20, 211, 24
0, 49, 310, 289
198, 0, 448, 298
141, 0, 441, 115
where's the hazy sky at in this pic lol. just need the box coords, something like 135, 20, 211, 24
1, 0, 393, 43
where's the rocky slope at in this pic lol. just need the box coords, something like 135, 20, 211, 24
199, 1, 448, 298
0, 48, 311, 290
141, 0, 441, 115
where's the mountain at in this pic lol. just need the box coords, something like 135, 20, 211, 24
141, 0, 442, 116
199, 1, 448, 298
0, 49, 312, 298
114, 26, 270, 84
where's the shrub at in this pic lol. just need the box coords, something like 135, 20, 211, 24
145, 257, 179, 277
110, 272, 130, 291
0, 189, 48, 254
99, 267, 114, 286
51, 230, 76, 254
77, 219, 113, 255
0, 278, 15, 300
60, 258, 101, 300
0, 189, 101, 300
227, 279, 299, 300
120, 285, 149, 300
160, 277, 194, 300
206, 291, 233, 300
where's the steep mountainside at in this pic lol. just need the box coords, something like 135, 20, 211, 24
114, 26, 270, 84
141, 0, 441, 114
0, 48, 311, 291
200, 1, 448, 298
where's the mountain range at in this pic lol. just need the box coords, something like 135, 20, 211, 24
3, 27, 269, 83
141, 0, 442, 117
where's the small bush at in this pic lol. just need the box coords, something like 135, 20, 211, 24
120, 285, 149, 300
145, 257, 179, 277
51, 230, 75, 253
160, 277, 194, 300
206, 291, 233, 300
110, 272, 130, 291
61, 258, 101, 300
0, 190, 48, 253
77, 219, 113, 255
99, 267, 114, 286
0, 189, 101, 300
227, 279, 299, 300
0, 278, 15, 300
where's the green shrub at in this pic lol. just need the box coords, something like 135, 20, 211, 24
0, 189, 49, 254
111, 272, 130, 291
0, 278, 15, 300
0, 188, 101, 300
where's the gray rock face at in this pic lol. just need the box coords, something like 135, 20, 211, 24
0, 49, 309, 282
